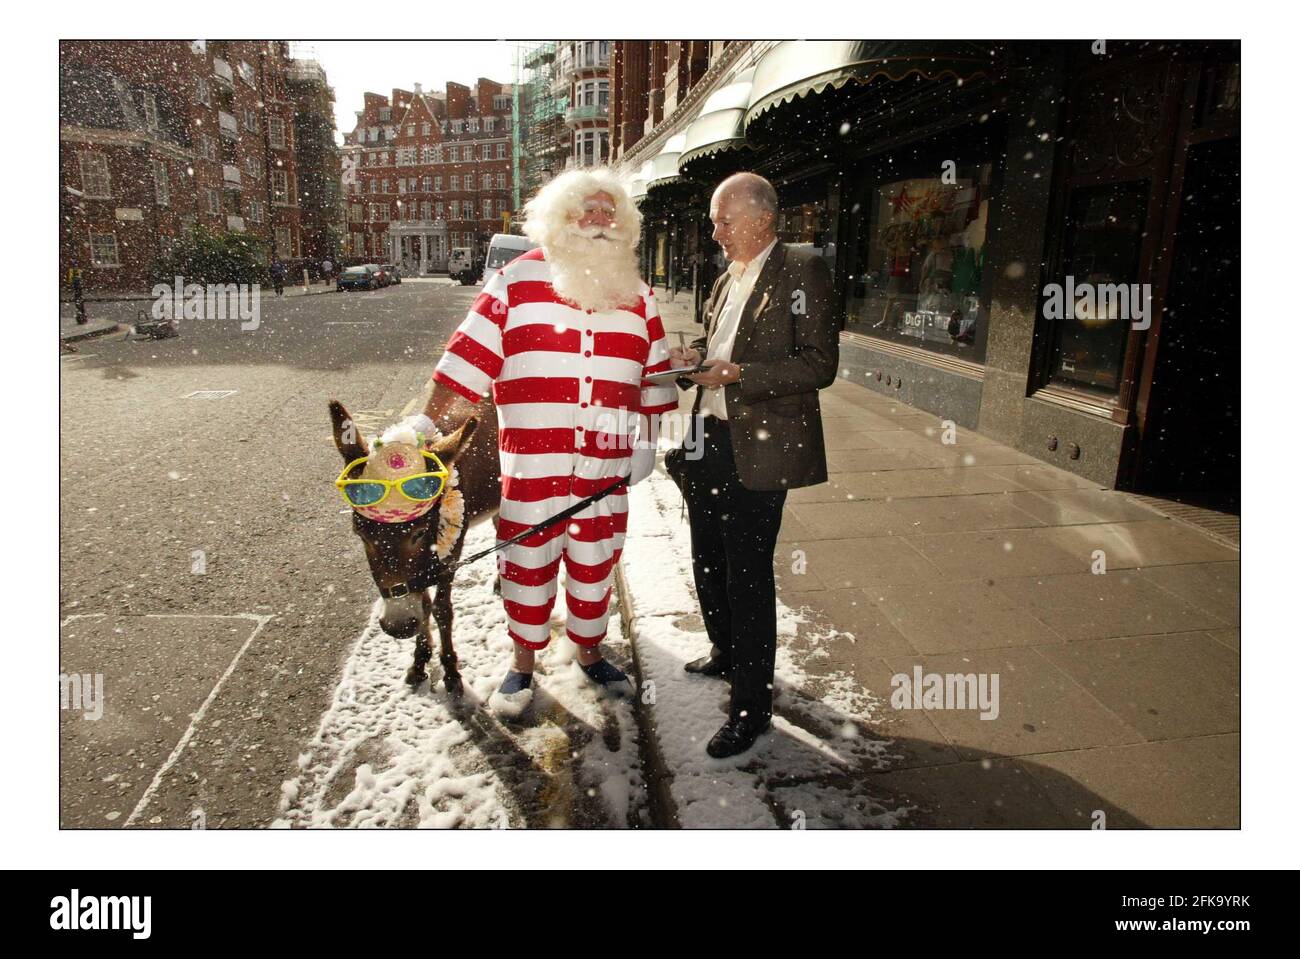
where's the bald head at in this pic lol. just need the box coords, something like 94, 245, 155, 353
710, 172, 779, 265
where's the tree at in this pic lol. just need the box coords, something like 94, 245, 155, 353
151, 225, 269, 287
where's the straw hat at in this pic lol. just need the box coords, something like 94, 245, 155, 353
351, 429, 440, 524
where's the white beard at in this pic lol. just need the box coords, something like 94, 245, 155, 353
546, 229, 644, 313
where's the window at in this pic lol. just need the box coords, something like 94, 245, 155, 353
494, 95, 510, 111
421, 146, 434, 164
452, 120, 464, 134
243, 108, 259, 133
239, 61, 255, 86
436, 201, 444, 219
398, 179, 406, 194
422, 176, 431, 191
482, 173, 492, 190
196, 77, 210, 106
1043, 180, 1150, 394
153, 159, 169, 206
434, 176, 442, 191
422, 123, 431, 136
272, 170, 289, 204
447, 146, 458, 163
485, 117, 495, 133
206, 188, 220, 214
407, 125, 415, 137
275, 226, 292, 255
496, 143, 506, 159
142, 92, 159, 131
449, 200, 459, 219
843, 159, 994, 360
79, 153, 111, 198
89, 231, 119, 267
573, 130, 607, 167
421, 201, 431, 220
450, 175, 460, 191
468, 118, 479, 133
268, 116, 286, 149
248, 199, 264, 223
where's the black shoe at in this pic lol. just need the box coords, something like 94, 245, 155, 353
706, 716, 770, 758
684, 655, 732, 677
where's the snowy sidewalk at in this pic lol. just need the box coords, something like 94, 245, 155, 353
625, 292, 1240, 828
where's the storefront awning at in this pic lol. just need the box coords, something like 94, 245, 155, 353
679, 68, 757, 169
628, 160, 654, 204
647, 133, 688, 189
745, 40, 997, 128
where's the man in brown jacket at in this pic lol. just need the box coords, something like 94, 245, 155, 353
667, 172, 839, 758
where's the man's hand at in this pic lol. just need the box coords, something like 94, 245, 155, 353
687, 360, 741, 390
669, 345, 702, 369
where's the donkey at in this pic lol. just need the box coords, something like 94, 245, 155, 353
329, 396, 501, 693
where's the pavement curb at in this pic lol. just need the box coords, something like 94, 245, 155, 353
613, 559, 681, 829
60, 322, 127, 344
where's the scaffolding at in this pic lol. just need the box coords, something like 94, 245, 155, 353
513, 42, 569, 214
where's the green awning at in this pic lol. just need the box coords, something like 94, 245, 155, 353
647, 133, 688, 189
745, 40, 997, 128
679, 68, 757, 168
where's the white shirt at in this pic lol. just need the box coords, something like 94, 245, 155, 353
700, 237, 778, 420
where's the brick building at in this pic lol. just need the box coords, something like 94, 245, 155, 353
60, 40, 309, 294
342, 79, 514, 273
285, 56, 342, 267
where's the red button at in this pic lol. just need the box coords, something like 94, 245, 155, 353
585, 329, 592, 336
576, 425, 584, 431
581, 402, 588, 408
584, 350, 592, 357
584, 376, 592, 383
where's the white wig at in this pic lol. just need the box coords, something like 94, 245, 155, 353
522, 167, 642, 251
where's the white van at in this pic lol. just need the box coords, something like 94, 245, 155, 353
447, 247, 477, 285
484, 233, 537, 274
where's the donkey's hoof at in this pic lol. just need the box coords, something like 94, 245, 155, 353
404, 665, 428, 687
443, 672, 464, 696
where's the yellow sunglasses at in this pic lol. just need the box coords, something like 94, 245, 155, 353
335, 450, 450, 509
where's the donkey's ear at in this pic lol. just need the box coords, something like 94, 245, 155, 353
329, 400, 368, 462
426, 417, 478, 467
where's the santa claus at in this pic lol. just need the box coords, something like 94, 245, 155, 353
408, 167, 678, 716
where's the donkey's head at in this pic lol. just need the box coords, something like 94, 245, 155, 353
330, 400, 478, 638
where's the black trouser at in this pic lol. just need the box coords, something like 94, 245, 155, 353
681, 417, 787, 726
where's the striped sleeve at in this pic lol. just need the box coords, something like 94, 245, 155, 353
639, 290, 680, 415
432, 269, 508, 402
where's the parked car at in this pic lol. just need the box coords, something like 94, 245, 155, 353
368, 263, 392, 287
484, 234, 537, 274
448, 247, 482, 285
337, 265, 379, 291
380, 263, 402, 285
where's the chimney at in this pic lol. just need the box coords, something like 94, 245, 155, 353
413, 82, 422, 95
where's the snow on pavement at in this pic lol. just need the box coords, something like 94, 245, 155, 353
621, 466, 912, 829
274, 521, 646, 829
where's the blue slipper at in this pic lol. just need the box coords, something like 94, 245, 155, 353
488, 670, 534, 717
580, 659, 631, 693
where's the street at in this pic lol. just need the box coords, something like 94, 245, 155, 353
59, 279, 647, 828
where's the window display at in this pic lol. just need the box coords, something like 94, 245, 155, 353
845, 162, 992, 359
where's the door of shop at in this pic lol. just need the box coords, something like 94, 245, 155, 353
1130, 135, 1240, 511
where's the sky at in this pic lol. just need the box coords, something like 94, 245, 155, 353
294, 41, 518, 145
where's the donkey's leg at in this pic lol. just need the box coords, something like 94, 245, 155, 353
404, 592, 434, 687
432, 572, 462, 695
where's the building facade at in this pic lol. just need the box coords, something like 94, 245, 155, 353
615, 40, 1240, 510
285, 57, 342, 267
60, 40, 309, 293
342, 80, 514, 272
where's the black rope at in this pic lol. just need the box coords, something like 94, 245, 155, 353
451, 475, 630, 571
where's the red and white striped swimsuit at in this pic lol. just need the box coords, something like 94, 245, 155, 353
432, 248, 679, 650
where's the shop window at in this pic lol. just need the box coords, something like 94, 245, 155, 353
844, 160, 993, 360
1043, 180, 1150, 395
